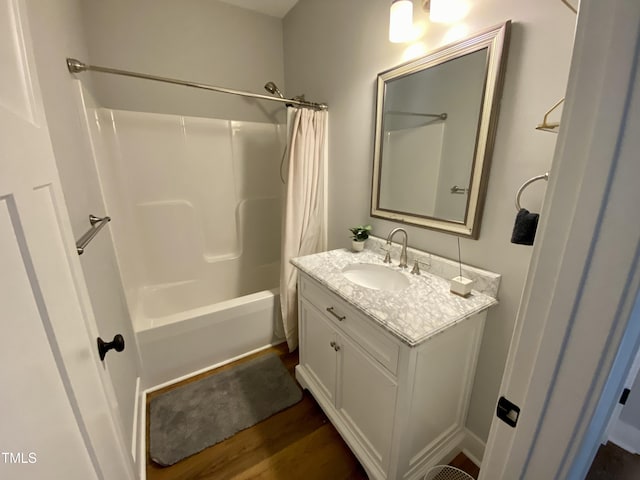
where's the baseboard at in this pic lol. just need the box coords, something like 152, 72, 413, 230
460, 428, 485, 467
404, 430, 468, 480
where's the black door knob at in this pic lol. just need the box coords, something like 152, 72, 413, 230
97, 334, 125, 361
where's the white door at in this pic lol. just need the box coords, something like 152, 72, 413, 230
337, 333, 396, 470
0, 0, 135, 479
480, 1, 640, 479
300, 300, 337, 403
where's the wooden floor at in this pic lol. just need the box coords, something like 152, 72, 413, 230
449, 452, 480, 479
586, 442, 640, 480
146, 344, 479, 480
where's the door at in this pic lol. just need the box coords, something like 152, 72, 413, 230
337, 332, 397, 470
480, 1, 640, 478
0, 0, 135, 478
300, 300, 337, 403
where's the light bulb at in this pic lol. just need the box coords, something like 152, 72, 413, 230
429, 0, 470, 24
389, 0, 414, 43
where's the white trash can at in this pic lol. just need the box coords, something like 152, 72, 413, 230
423, 465, 474, 480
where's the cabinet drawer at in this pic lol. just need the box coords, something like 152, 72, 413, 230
299, 274, 400, 375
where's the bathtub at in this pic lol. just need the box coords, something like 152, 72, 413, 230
137, 289, 284, 388
85, 107, 288, 388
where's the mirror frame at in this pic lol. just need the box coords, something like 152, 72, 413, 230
371, 21, 511, 238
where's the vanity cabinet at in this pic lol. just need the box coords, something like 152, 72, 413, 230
300, 297, 398, 472
296, 272, 487, 480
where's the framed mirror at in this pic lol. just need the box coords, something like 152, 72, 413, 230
371, 22, 511, 238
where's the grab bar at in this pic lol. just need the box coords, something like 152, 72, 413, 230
76, 214, 111, 255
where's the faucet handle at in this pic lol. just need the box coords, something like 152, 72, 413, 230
411, 258, 431, 275
411, 259, 421, 275
381, 242, 392, 263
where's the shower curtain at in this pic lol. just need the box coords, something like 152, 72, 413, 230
280, 107, 328, 352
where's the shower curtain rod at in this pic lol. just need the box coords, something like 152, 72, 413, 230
66, 58, 328, 111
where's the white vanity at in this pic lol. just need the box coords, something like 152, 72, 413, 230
292, 238, 500, 480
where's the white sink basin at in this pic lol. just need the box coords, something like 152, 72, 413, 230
341, 263, 410, 291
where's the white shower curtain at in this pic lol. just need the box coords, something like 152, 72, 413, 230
280, 107, 328, 352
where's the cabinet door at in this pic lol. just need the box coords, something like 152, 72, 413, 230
300, 299, 337, 403
337, 333, 398, 470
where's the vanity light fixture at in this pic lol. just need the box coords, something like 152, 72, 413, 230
423, 0, 470, 24
389, 0, 414, 43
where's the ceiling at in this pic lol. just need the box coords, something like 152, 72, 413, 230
217, 0, 300, 18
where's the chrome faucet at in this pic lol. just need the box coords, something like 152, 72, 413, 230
384, 227, 408, 268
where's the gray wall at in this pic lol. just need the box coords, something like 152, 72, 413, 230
283, 0, 575, 442
82, 0, 287, 124
25, 0, 142, 460
25, 0, 580, 453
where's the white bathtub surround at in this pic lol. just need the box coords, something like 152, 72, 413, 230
84, 107, 287, 385
379, 123, 444, 216
280, 107, 328, 351
86, 108, 284, 319
291, 242, 499, 346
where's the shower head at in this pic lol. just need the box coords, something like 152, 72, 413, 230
264, 81, 285, 99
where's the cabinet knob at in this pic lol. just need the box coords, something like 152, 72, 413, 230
334, 344, 341, 352
330, 341, 336, 348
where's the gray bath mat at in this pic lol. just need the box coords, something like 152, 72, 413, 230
149, 352, 302, 466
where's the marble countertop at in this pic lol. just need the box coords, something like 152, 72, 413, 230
291, 248, 498, 347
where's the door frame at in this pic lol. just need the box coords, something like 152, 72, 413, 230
479, 0, 640, 478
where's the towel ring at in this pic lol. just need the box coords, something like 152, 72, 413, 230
515, 172, 549, 211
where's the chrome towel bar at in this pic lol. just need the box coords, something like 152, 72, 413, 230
76, 214, 111, 255
515, 173, 549, 211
